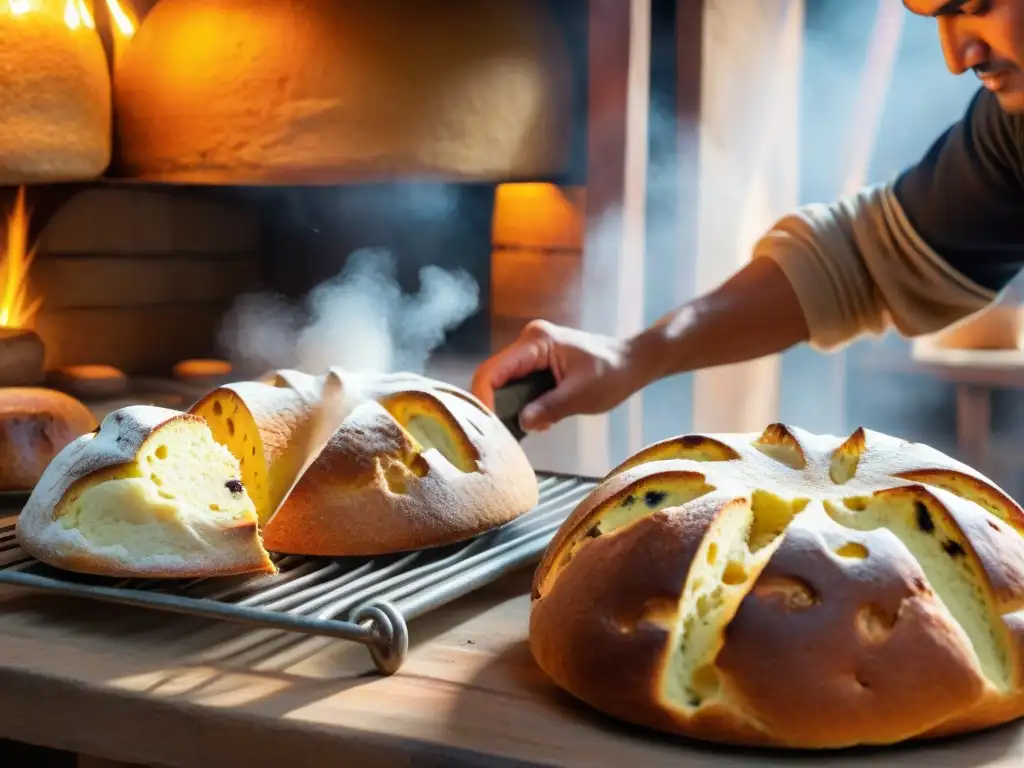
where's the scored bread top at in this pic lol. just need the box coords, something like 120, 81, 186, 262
530, 423, 1024, 749
253, 366, 538, 556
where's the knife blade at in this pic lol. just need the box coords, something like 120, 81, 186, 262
493, 369, 557, 441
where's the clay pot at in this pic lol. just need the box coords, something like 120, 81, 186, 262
0, 328, 45, 386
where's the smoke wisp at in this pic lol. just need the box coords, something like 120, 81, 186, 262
217, 247, 480, 377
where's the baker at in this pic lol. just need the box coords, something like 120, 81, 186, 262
472, 0, 1024, 433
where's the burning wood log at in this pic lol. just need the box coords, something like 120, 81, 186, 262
0, 327, 44, 386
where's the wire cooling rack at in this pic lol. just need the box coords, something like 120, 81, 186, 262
0, 472, 595, 674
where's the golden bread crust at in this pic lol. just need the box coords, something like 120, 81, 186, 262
261, 370, 538, 556
530, 424, 1024, 749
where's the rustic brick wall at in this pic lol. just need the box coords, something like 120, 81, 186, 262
29, 187, 261, 375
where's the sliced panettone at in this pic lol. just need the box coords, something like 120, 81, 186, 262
261, 372, 538, 556
189, 381, 324, 526
530, 423, 1024, 749
15, 406, 275, 578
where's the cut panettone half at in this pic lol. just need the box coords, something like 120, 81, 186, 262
16, 406, 275, 579
261, 383, 537, 557
530, 423, 1024, 748
189, 381, 327, 527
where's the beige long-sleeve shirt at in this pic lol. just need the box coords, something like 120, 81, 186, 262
754, 182, 997, 351
751, 87, 1022, 351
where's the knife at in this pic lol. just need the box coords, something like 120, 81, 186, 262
493, 369, 558, 441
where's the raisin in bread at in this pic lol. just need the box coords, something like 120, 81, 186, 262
529, 424, 1024, 749
16, 406, 275, 578
195, 367, 539, 556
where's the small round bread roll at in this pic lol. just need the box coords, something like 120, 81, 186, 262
173, 359, 233, 389
47, 365, 129, 400
0, 388, 98, 492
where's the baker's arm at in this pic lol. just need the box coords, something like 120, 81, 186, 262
754, 87, 1023, 351
633, 87, 1024, 386
474, 89, 1024, 427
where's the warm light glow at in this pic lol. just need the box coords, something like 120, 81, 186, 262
0, 188, 43, 329
5, 0, 94, 28
104, 0, 134, 37
492, 183, 585, 250
63, 0, 81, 27
76, 0, 94, 28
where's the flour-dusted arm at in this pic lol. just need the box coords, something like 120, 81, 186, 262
755, 87, 1024, 350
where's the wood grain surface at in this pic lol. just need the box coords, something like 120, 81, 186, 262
0, 557, 1022, 767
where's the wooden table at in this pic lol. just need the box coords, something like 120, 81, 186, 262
0, 560, 1023, 767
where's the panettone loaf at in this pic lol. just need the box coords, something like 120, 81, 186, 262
16, 406, 275, 578
0, 5, 111, 183
0, 388, 97, 492
112, 0, 570, 183
214, 367, 539, 556
529, 424, 1024, 749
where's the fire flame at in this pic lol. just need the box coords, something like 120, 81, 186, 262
64, 0, 93, 29
0, 188, 42, 330
4, 1, 134, 36
104, 0, 133, 36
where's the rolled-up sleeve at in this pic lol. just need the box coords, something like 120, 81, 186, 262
751, 88, 1024, 351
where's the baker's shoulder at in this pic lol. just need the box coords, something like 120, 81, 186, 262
966, 88, 1024, 184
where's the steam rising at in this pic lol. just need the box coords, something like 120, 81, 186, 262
217, 248, 480, 377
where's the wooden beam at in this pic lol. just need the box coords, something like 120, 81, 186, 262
690, 0, 804, 433
821, 0, 906, 435
522, 0, 651, 476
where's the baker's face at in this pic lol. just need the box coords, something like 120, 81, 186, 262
905, 0, 1024, 113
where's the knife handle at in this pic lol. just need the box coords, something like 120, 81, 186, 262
493, 369, 558, 441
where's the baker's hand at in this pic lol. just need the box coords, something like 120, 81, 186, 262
471, 320, 643, 433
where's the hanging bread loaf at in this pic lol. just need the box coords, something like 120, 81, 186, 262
113, 0, 571, 183
17, 368, 538, 576
16, 406, 275, 578
529, 424, 1024, 749
0, 3, 111, 183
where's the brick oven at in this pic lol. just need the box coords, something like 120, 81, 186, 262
1, 0, 719, 479
0, 0, 599, 404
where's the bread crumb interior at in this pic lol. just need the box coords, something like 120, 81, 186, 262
57, 419, 263, 563
662, 492, 808, 712
825, 493, 1012, 692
